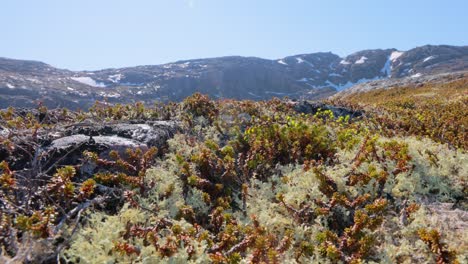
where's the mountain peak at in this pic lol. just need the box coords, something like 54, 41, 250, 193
1, 45, 467, 109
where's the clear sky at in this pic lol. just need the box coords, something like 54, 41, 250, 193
1, 0, 467, 70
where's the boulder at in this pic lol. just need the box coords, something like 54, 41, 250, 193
1, 120, 180, 177
40, 121, 179, 171
66, 121, 179, 149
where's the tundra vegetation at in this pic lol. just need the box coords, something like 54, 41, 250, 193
0, 79, 467, 263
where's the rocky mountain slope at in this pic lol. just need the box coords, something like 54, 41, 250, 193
335, 71, 468, 96
0, 45, 467, 109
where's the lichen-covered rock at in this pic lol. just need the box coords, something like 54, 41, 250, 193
0, 119, 180, 178
32, 121, 179, 175
42, 134, 147, 165
66, 121, 179, 148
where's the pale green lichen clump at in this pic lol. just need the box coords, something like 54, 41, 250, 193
64, 132, 467, 263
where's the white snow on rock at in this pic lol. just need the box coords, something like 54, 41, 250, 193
265, 91, 289, 96
325, 80, 344, 90
297, 78, 309, 82
120, 82, 143, 87
318, 76, 383, 91
179, 62, 191, 68
71, 77, 106, 87
329, 73, 342, 77
325, 80, 357, 91
26, 78, 41, 84
108, 73, 123, 83
6, 83, 15, 89
381, 57, 392, 76
98, 91, 121, 98
76, 91, 88, 97
411, 73, 422, 78
304, 60, 315, 67
296, 57, 304, 63
381, 51, 405, 77
67, 87, 75, 91
277, 60, 288, 65
423, 56, 435, 62
355, 56, 368, 64
248, 92, 261, 98
390, 51, 404, 62
340, 60, 351, 65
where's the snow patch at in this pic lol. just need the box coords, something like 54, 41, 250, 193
355, 56, 368, 64
304, 60, 315, 67
67, 87, 75, 91
120, 82, 144, 87
381, 51, 404, 76
340, 60, 351, 65
248, 92, 261, 98
423, 56, 435, 62
315, 76, 383, 91
178, 62, 191, 68
26, 78, 41, 84
75, 91, 88, 97
411, 73, 422, 78
277, 60, 288, 65
99, 91, 121, 98
5, 83, 15, 89
71, 77, 106, 88
296, 57, 304, 63
390, 51, 404, 62
297, 78, 308, 82
329, 73, 342, 77
108, 74, 123, 83
324, 80, 359, 91
265, 91, 289, 96
381, 56, 392, 76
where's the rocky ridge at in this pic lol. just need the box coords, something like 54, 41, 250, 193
0, 45, 467, 109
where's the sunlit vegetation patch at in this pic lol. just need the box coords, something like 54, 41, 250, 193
330, 78, 468, 149
0, 91, 466, 263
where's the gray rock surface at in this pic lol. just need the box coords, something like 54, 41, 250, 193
335, 71, 468, 96
0, 119, 180, 177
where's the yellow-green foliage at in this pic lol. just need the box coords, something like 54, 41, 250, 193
64, 134, 467, 263
1, 93, 466, 263
331, 77, 468, 149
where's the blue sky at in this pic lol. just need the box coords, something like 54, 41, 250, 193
1, 0, 467, 70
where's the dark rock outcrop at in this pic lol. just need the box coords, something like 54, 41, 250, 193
65, 121, 179, 148
1, 119, 180, 178
293, 101, 363, 119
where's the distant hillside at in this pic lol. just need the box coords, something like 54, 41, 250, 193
0, 45, 467, 109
